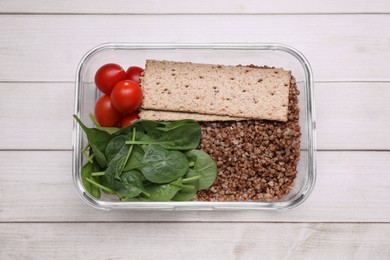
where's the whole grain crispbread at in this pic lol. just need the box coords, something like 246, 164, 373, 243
141, 60, 291, 122
139, 109, 245, 121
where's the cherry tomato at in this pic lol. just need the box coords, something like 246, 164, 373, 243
120, 111, 140, 128
95, 63, 127, 94
94, 95, 123, 127
126, 66, 144, 84
111, 80, 143, 114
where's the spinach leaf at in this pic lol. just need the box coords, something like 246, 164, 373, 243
105, 135, 130, 163
185, 149, 217, 190
103, 143, 132, 189
76, 116, 217, 202
132, 120, 166, 133
126, 119, 201, 150
143, 179, 184, 201
155, 119, 199, 132
171, 189, 197, 201
80, 161, 101, 199
98, 175, 117, 194
74, 115, 111, 168
116, 170, 147, 198
104, 129, 136, 188
104, 139, 138, 189
113, 120, 163, 139
86, 177, 116, 195
137, 144, 189, 184
123, 144, 145, 171
172, 170, 202, 201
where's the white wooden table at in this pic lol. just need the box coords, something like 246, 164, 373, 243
1, 1, 390, 258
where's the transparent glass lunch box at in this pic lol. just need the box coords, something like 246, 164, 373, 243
73, 43, 316, 211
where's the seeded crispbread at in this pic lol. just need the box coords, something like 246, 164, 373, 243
139, 110, 245, 121
141, 60, 291, 122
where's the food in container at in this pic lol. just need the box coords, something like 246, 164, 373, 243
73, 43, 316, 210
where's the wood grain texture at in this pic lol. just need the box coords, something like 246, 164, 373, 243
1, 82, 389, 150
1, 151, 389, 222
0, 0, 389, 14
1, 223, 390, 259
0, 15, 389, 81
0, 82, 74, 150
0, 2, 388, 258
315, 82, 390, 150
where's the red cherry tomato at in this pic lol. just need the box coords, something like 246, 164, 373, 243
120, 111, 140, 128
111, 80, 143, 114
95, 63, 127, 94
126, 66, 144, 84
95, 95, 123, 127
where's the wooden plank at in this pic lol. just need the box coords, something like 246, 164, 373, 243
1, 82, 389, 150
0, 15, 389, 81
0, 0, 389, 14
1, 223, 389, 259
1, 151, 389, 222
315, 82, 390, 150
0, 82, 74, 150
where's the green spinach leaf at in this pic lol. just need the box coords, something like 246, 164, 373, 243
123, 144, 145, 171
105, 135, 130, 163
116, 170, 147, 198
104, 129, 136, 188
126, 119, 201, 150
143, 179, 184, 201
74, 115, 111, 168
137, 144, 189, 184
113, 120, 163, 139
172, 170, 202, 201
185, 149, 217, 190
76, 116, 217, 202
171, 189, 197, 201
80, 160, 101, 199
102, 144, 132, 189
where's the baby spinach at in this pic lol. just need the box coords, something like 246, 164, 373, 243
76, 116, 217, 202
112, 120, 162, 140
185, 149, 217, 190
172, 171, 204, 201
74, 115, 111, 168
172, 177, 198, 201
132, 120, 166, 133
156, 119, 199, 132
136, 144, 189, 184
143, 179, 189, 201
80, 160, 101, 199
86, 177, 116, 194
116, 170, 147, 198
126, 119, 201, 150
103, 128, 136, 188
105, 135, 130, 163
123, 144, 145, 171
171, 188, 197, 201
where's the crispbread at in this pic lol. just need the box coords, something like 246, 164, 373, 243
141, 60, 291, 122
139, 110, 245, 121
